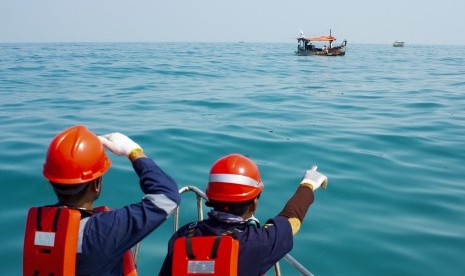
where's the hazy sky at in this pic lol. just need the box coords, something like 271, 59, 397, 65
1, 0, 464, 45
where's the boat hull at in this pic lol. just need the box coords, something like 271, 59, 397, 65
295, 48, 346, 56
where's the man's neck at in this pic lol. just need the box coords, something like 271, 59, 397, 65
59, 201, 93, 211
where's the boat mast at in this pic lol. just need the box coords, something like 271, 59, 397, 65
329, 29, 332, 49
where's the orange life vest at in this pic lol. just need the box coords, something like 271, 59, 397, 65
23, 206, 137, 276
172, 229, 239, 276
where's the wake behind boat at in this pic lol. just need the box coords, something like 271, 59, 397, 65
296, 29, 347, 56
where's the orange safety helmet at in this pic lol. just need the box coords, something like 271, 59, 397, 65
43, 125, 111, 185
206, 154, 263, 203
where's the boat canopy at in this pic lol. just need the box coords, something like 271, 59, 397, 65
299, 35, 336, 42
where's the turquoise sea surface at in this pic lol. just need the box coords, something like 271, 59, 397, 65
1, 42, 465, 275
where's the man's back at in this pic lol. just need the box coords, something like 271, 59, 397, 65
159, 214, 293, 276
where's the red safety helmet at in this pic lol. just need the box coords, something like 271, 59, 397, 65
43, 125, 111, 185
206, 154, 263, 202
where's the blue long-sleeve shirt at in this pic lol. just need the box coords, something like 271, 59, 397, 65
76, 157, 180, 275
159, 215, 293, 276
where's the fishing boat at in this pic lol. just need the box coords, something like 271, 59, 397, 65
393, 41, 405, 47
296, 30, 347, 56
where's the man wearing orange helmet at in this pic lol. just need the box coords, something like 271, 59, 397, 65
159, 153, 327, 276
23, 125, 181, 275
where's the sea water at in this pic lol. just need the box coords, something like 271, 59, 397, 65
1, 42, 464, 275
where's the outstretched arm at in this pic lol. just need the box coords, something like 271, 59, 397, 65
279, 166, 328, 235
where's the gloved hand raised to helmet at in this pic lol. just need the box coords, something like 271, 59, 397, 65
98, 132, 142, 157
300, 165, 328, 191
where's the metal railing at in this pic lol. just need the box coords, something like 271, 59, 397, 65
173, 185, 314, 276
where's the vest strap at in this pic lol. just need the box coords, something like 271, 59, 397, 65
186, 236, 196, 259
210, 235, 222, 259
184, 225, 240, 260
52, 206, 63, 232
36, 207, 42, 231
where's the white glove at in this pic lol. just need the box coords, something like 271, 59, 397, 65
300, 165, 328, 191
98, 132, 142, 157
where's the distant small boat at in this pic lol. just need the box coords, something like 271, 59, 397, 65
393, 41, 405, 47
296, 29, 347, 56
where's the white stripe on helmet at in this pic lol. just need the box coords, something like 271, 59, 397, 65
209, 173, 261, 187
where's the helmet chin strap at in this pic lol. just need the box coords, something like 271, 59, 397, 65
93, 178, 102, 202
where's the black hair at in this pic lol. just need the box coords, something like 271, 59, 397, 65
206, 193, 260, 216
50, 178, 100, 202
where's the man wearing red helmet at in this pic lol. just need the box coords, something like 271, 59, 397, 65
159, 153, 327, 276
23, 125, 181, 275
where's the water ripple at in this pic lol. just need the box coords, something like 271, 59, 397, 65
1, 42, 465, 275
